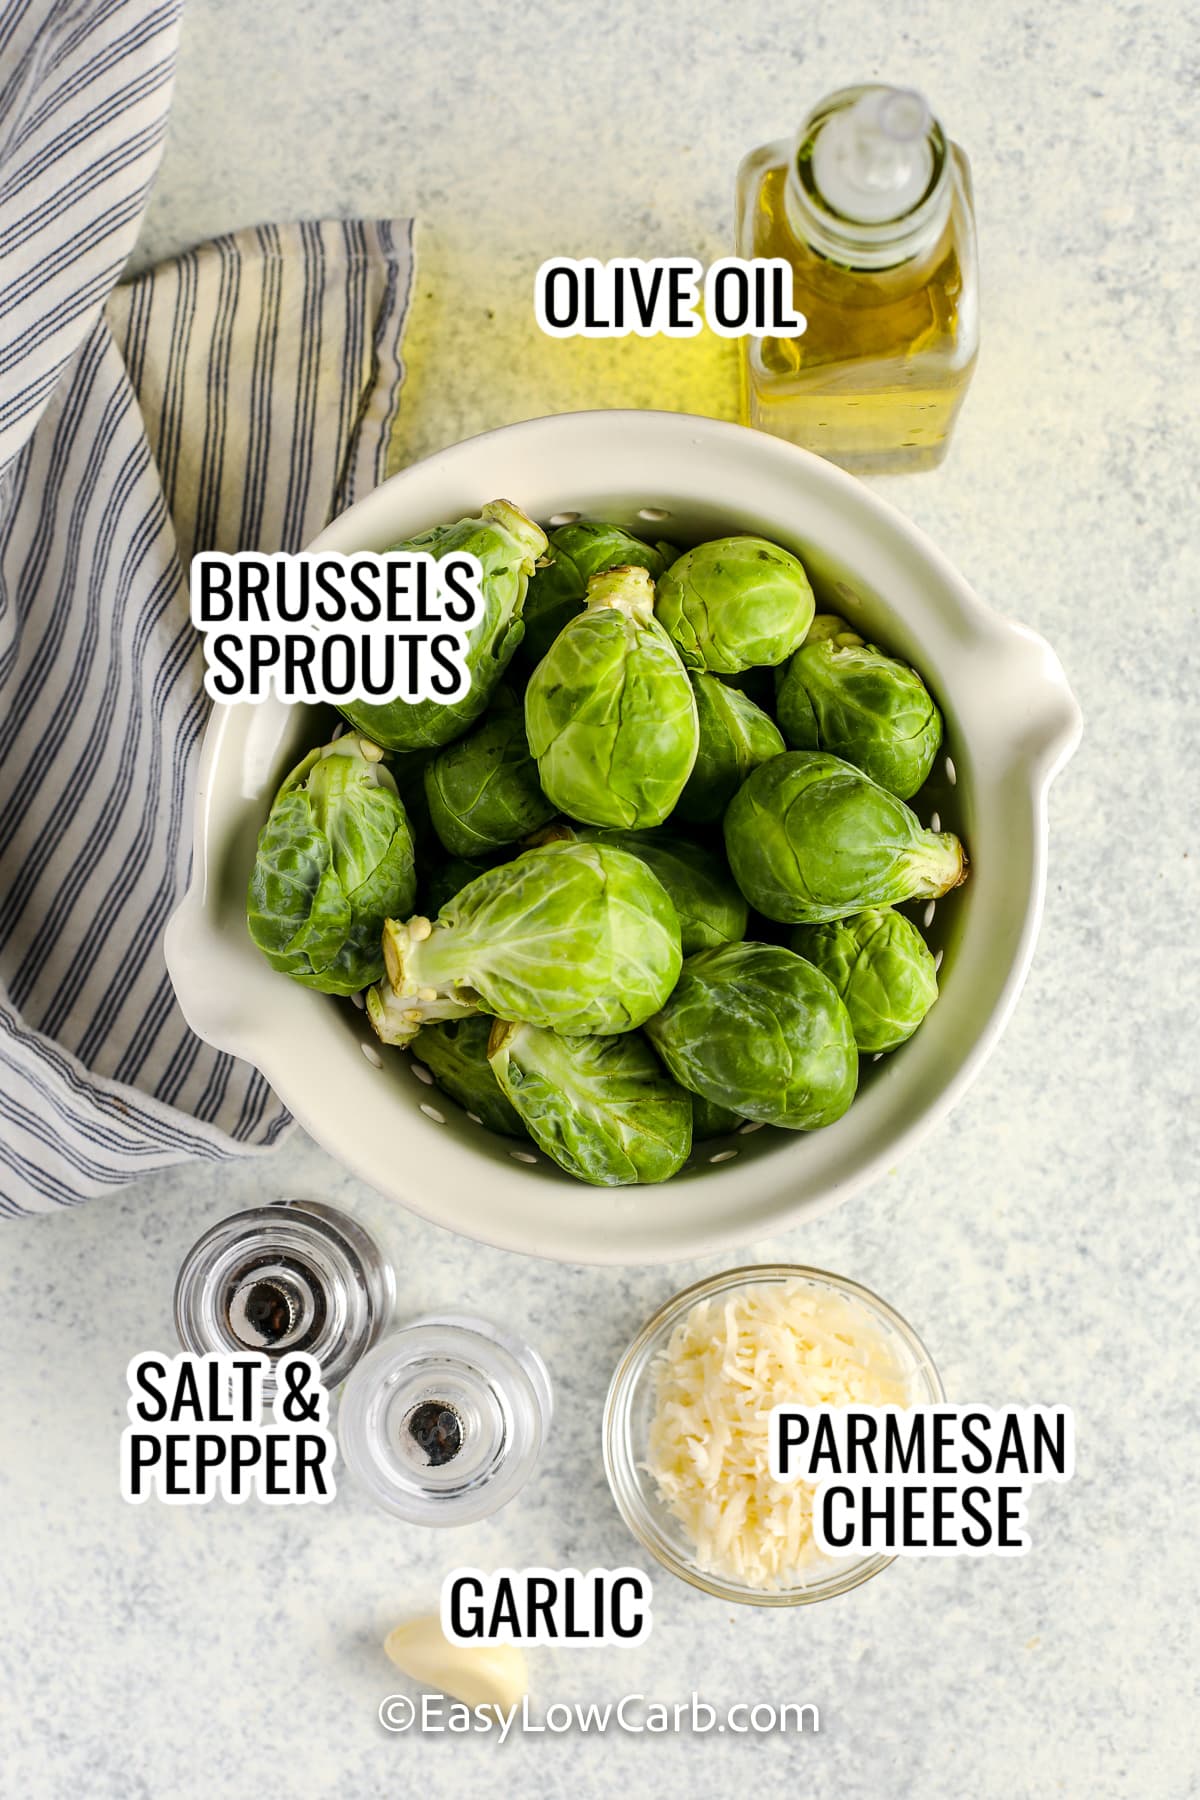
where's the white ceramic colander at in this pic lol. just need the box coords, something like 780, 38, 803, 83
165, 411, 1081, 1265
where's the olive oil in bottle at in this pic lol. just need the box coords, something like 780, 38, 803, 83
736, 85, 979, 472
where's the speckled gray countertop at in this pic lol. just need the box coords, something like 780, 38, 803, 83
1, 3, 1197, 1796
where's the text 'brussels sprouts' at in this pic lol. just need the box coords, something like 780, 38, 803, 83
676, 672, 785, 824
645, 941, 858, 1131
338, 499, 547, 752
525, 565, 699, 829
791, 907, 938, 1053
775, 614, 944, 799
519, 520, 677, 670
378, 840, 682, 1036
489, 1020, 692, 1185
247, 734, 416, 995
724, 751, 966, 924
423, 688, 554, 857
412, 1015, 527, 1137
656, 537, 815, 674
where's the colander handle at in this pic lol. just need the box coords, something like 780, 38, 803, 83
974, 621, 1083, 781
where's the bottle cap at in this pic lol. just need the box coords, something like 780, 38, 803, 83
810, 86, 934, 223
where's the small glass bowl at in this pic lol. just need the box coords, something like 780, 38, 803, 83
602, 1264, 945, 1607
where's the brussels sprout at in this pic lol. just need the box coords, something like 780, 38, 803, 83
423, 689, 554, 857
420, 853, 502, 918
411, 1015, 527, 1137
247, 735, 416, 995
525, 566, 698, 828
519, 521, 677, 669
692, 1094, 743, 1139
339, 500, 547, 752
790, 907, 938, 1053
724, 752, 967, 924
645, 942, 857, 1130
576, 826, 747, 954
775, 614, 943, 799
378, 840, 682, 1036
656, 537, 815, 674
489, 1021, 691, 1185
675, 673, 785, 824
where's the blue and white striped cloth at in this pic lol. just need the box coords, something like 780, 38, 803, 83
0, 0, 415, 1215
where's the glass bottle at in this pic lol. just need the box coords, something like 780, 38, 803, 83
174, 1198, 395, 1394
337, 1313, 554, 1525
735, 84, 979, 472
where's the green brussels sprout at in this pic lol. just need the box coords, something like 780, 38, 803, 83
724, 752, 967, 924
575, 826, 747, 954
655, 537, 815, 673
519, 520, 678, 669
525, 566, 698, 828
411, 1016, 527, 1137
675, 673, 785, 824
420, 853, 503, 919
338, 500, 547, 752
247, 735, 416, 995
489, 1021, 692, 1185
423, 688, 554, 857
790, 907, 938, 1053
775, 614, 943, 799
692, 1094, 743, 1139
645, 942, 858, 1130
378, 840, 682, 1036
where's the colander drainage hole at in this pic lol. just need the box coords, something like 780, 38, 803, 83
737, 1120, 765, 1135
350, 990, 366, 1011
419, 1102, 446, 1125
930, 810, 941, 833
511, 1150, 539, 1165
708, 1149, 739, 1164
467, 1111, 483, 1125
360, 1042, 383, 1069
944, 755, 957, 785
923, 900, 937, 927
548, 510, 580, 526
412, 1064, 434, 1086
637, 506, 671, 522
934, 948, 944, 972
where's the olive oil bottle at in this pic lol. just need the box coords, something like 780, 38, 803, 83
736, 85, 979, 472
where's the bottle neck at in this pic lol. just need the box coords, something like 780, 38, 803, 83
784, 91, 953, 272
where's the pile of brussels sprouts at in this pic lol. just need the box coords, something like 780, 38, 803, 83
247, 500, 967, 1188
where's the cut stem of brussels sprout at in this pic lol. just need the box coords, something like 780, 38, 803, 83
488, 1020, 692, 1185
366, 977, 477, 1047
482, 498, 549, 562
582, 563, 656, 622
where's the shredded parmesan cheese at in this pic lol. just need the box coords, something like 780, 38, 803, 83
645, 1278, 914, 1590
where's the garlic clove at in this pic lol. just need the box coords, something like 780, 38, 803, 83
384, 1615, 528, 1712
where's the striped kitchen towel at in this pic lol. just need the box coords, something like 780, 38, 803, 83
0, 0, 415, 1215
